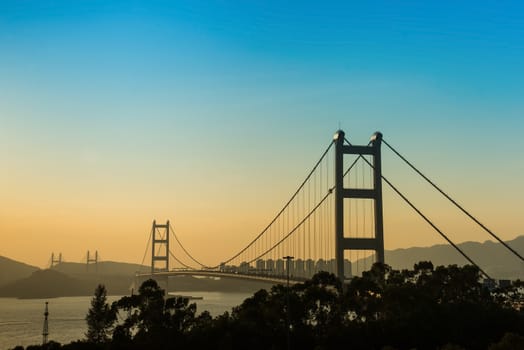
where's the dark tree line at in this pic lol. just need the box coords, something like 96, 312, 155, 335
14, 262, 524, 350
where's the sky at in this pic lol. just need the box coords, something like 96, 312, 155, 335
1, 1, 523, 268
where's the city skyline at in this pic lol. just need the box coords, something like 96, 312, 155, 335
1, 1, 523, 268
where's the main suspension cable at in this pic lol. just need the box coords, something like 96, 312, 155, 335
168, 250, 195, 270
169, 223, 209, 269
213, 141, 334, 268
244, 152, 363, 266
246, 187, 335, 265
382, 138, 523, 262
139, 225, 153, 272
359, 156, 492, 280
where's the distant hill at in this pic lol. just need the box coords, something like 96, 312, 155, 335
353, 235, 524, 280
0, 258, 149, 298
0, 256, 39, 287
52, 261, 148, 276
51, 261, 149, 296
0, 269, 93, 298
1, 236, 522, 298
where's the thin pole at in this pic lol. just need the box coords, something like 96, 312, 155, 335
42, 301, 49, 345
283, 255, 294, 350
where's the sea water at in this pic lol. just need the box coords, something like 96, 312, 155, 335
0, 291, 250, 350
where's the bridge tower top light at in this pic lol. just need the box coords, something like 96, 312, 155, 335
333, 129, 345, 141
334, 129, 383, 144
370, 131, 383, 143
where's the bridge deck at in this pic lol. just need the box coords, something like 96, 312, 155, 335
136, 270, 304, 285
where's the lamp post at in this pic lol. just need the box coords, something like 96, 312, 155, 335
283, 255, 294, 350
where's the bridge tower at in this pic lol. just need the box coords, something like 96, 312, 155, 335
151, 220, 170, 274
334, 130, 384, 280
86, 250, 98, 272
50, 252, 62, 268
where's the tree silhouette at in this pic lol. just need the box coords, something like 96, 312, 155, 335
488, 333, 524, 350
12, 264, 524, 350
111, 279, 198, 348
85, 284, 116, 343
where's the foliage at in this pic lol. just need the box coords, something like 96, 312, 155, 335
85, 285, 116, 343
13, 262, 524, 350
111, 279, 197, 348
488, 332, 524, 350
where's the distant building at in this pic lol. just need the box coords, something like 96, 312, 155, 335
239, 262, 249, 273
266, 259, 275, 274
326, 259, 336, 274
224, 257, 352, 280
344, 259, 352, 279
275, 259, 284, 276
256, 259, 265, 273
305, 259, 315, 278
295, 259, 305, 278
316, 259, 327, 273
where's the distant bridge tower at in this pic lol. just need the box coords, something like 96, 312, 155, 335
86, 250, 98, 272
50, 253, 62, 268
151, 220, 170, 274
334, 130, 385, 280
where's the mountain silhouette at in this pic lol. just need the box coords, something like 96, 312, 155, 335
353, 235, 524, 279
0, 255, 39, 287
1, 235, 522, 298
0, 269, 92, 298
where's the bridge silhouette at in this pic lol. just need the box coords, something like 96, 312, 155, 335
135, 129, 523, 287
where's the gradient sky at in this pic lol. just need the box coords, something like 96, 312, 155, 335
1, 1, 523, 268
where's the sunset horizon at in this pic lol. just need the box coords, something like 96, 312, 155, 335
2, 1, 523, 270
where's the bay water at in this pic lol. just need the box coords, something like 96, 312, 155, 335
0, 291, 251, 350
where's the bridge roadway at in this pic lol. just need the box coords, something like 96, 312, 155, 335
136, 269, 304, 286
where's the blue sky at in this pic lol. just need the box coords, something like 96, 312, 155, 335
1, 1, 523, 266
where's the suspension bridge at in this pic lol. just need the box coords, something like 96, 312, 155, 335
48, 250, 99, 270
135, 129, 523, 287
